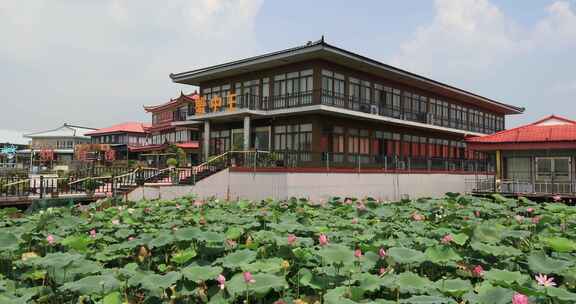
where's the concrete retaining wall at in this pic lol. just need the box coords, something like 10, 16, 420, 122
127, 169, 486, 201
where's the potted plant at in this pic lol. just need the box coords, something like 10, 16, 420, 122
83, 178, 100, 196
166, 158, 179, 168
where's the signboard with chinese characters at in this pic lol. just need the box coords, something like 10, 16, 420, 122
194, 93, 237, 115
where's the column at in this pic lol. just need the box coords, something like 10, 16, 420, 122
495, 150, 502, 192
243, 116, 251, 151
203, 121, 210, 161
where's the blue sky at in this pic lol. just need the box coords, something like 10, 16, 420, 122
0, 0, 575, 138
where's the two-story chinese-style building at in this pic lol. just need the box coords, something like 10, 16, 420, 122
168, 39, 523, 173
139, 92, 202, 166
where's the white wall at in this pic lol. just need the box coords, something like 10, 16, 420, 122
127, 169, 487, 201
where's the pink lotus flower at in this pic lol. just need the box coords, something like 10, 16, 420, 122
535, 273, 556, 287
441, 234, 453, 244
526, 207, 534, 213
512, 292, 529, 304
475, 210, 481, 217
111, 219, 120, 225
532, 216, 541, 224
515, 215, 525, 223
379, 248, 387, 258
344, 198, 353, 205
318, 234, 329, 246
356, 202, 366, 211
128, 236, 135, 241
354, 249, 362, 258
351, 218, 358, 224
287, 234, 297, 246
412, 213, 424, 221
243, 272, 255, 284
472, 265, 484, 277
379, 267, 387, 276
216, 274, 226, 290
226, 239, 237, 248
46, 234, 55, 245
552, 195, 562, 202
89, 229, 97, 238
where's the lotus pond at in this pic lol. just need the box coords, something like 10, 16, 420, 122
0, 195, 576, 304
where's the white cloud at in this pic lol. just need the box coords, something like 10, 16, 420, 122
533, 1, 576, 47
0, 0, 264, 131
391, 0, 576, 125
392, 0, 526, 74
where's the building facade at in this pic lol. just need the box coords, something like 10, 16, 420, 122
86, 122, 150, 161
467, 115, 576, 197
169, 40, 523, 173
18, 123, 96, 169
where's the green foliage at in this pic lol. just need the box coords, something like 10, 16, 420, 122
0, 195, 575, 303
166, 157, 179, 168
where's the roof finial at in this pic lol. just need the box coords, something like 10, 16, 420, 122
321, 35, 324, 42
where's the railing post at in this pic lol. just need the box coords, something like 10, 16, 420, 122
111, 173, 115, 197
39, 175, 44, 199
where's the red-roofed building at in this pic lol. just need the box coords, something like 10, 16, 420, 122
86, 122, 150, 160
467, 115, 576, 197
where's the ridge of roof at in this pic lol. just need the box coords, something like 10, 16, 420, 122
530, 114, 576, 126
24, 124, 97, 138
85, 122, 151, 136
143, 91, 198, 112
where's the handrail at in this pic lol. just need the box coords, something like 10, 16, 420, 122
1, 179, 28, 188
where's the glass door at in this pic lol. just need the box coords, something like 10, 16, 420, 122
535, 157, 572, 193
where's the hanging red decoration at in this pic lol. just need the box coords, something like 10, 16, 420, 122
39, 149, 54, 162
105, 149, 116, 161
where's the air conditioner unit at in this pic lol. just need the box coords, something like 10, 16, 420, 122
360, 104, 371, 113
370, 105, 379, 115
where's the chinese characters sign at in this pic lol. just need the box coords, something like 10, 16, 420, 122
194, 93, 237, 115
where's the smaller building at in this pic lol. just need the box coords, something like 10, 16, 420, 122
85, 122, 150, 160
18, 123, 97, 170
467, 115, 576, 197
138, 92, 202, 167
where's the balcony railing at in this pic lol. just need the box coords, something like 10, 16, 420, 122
189, 90, 500, 133
467, 176, 576, 196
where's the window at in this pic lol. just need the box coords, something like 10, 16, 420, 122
273, 70, 313, 108
381, 86, 402, 118
332, 126, 345, 153
321, 70, 345, 106
274, 124, 312, 152
251, 126, 270, 151
361, 80, 372, 104
348, 78, 361, 110
403, 92, 427, 122
210, 130, 230, 155
231, 129, 244, 150
430, 98, 449, 126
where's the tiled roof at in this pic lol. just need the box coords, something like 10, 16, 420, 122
144, 91, 198, 113
467, 115, 576, 143
86, 122, 150, 136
